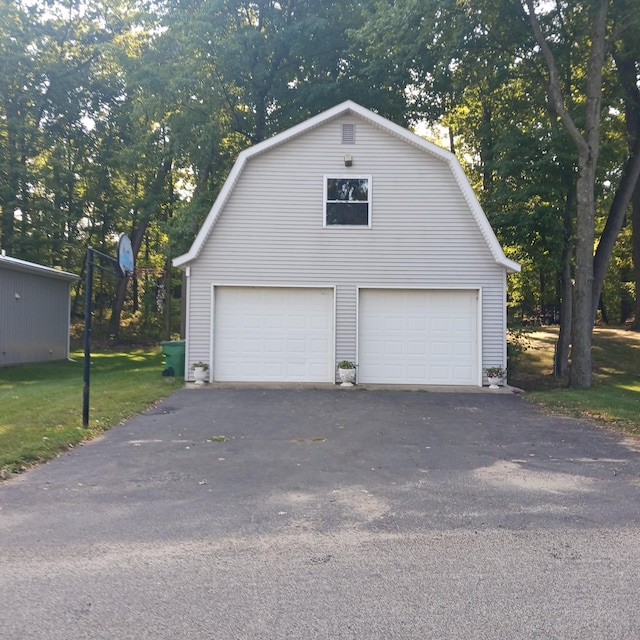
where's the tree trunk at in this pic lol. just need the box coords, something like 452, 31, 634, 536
632, 180, 640, 329
481, 100, 494, 200
613, 42, 640, 330
108, 277, 130, 340
1, 102, 21, 253
108, 158, 172, 338
591, 132, 640, 320
555, 205, 573, 378
524, 0, 608, 389
598, 293, 609, 325
570, 153, 596, 388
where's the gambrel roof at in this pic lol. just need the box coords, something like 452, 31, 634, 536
174, 101, 520, 273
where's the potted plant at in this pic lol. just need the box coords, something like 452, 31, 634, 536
484, 366, 506, 389
191, 361, 209, 385
337, 360, 357, 387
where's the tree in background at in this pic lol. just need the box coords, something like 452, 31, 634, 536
353, 0, 640, 387
1, 0, 639, 361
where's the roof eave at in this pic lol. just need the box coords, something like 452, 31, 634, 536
0, 255, 79, 281
501, 257, 521, 274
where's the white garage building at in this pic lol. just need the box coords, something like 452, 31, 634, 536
174, 101, 520, 385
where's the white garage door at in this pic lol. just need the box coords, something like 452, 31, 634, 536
213, 287, 334, 382
358, 289, 478, 385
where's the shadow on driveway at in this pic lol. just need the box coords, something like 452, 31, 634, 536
3, 388, 639, 545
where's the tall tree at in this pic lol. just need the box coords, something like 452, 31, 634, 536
522, 0, 640, 387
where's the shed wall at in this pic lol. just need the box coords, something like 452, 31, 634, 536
0, 267, 73, 366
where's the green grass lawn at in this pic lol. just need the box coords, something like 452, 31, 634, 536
510, 327, 640, 436
0, 348, 182, 478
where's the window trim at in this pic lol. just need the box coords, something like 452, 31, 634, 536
323, 175, 372, 228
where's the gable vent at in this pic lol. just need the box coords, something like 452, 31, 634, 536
342, 123, 356, 144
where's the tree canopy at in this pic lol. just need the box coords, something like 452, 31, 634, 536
1, 0, 639, 385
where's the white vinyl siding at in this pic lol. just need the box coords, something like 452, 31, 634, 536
183, 113, 508, 383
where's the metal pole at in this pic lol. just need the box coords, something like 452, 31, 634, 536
82, 247, 94, 428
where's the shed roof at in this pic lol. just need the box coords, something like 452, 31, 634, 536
174, 100, 520, 274
0, 253, 78, 281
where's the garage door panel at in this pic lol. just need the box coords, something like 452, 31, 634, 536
359, 289, 478, 385
430, 318, 451, 332
214, 287, 334, 382
455, 365, 473, 379
429, 365, 449, 381
265, 316, 284, 329
454, 342, 473, 357
310, 315, 330, 330
264, 339, 284, 353
288, 315, 306, 329
430, 342, 450, 356
407, 364, 427, 378
454, 317, 473, 332
361, 317, 382, 331
360, 340, 383, 357
385, 341, 404, 356
288, 339, 306, 353
408, 341, 427, 355
310, 339, 329, 354
384, 316, 404, 331
407, 317, 427, 331
264, 363, 284, 377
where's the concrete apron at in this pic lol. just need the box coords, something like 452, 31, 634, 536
184, 381, 518, 393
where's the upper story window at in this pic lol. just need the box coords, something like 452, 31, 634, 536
324, 177, 371, 227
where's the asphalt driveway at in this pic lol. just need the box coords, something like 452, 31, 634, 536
2, 388, 640, 638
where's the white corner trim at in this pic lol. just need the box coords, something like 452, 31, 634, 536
447, 157, 521, 274
173, 151, 250, 268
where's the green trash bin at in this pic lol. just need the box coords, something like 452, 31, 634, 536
160, 340, 185, 378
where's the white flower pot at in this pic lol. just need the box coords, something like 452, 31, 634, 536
338, 367, 356, 386
193, 367, 207, 385
487, 375, 502, 389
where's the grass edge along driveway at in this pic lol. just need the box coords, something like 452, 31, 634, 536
512, 327, 640, 437
0, 347, 182, 478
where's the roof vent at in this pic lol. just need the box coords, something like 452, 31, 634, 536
342, 123, 355, 144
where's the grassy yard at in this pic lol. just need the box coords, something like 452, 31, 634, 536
0, 348, 182, 478
510, 327, 640, 436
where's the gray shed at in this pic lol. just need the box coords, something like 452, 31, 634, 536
0, 252, 78, 367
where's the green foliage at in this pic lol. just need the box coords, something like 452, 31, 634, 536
0, 0, 639, 346
507, 328, 532, 374
0, 347, 182, 478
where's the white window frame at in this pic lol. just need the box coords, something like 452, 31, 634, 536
323, 175, 372, 228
